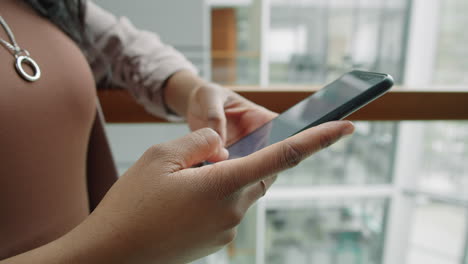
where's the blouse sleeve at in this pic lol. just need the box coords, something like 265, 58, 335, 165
84, 1, 198, 121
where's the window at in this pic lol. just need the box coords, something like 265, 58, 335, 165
264, 199, 388, 264
434, 0, 468, 86
204, 1, 468, 264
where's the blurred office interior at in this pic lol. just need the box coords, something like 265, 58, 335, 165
94, 0, 468, 263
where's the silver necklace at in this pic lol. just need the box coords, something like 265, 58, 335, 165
0, 15, 41, 82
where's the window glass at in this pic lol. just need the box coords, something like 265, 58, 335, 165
265, 199, 388, 264
434, 0, 468, 86
236, 6, 262, 85
399, 122, 468, 198
406, 201, 467, 264
275, 122, 398, 186
226, 206, 258, 264
211, 5, 261, 85
268, 0, 409, 85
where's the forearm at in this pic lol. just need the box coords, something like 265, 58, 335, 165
164, 70, 207, 117
0, 242, 66, 264
1, 235, 81, 264
0, 215, 131, 264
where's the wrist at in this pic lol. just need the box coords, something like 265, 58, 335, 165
164, 70, 207, 117
41, 214, 133, 264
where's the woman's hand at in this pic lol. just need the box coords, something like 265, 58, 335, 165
163, 70, 277, 147
38, 121, 354, 264
187, 83, 277, 146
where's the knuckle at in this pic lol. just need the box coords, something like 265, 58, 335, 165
146, 143, 170, 158
144, 143, 183, 169
280, 142, 304, 168
224, 208, 244, 229
206, 112, 223, 125
318, 131, 337, 149
219, 229, 238, 246
200, 165, 225, 195
268, 174, 279, 184
195, 128, 221, 149
204, 164, 239, 198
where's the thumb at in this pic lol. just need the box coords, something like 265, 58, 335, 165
152, 128, 229, 171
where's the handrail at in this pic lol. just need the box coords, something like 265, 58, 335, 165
98, 87, 468, 123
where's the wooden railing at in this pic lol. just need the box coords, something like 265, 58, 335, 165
98, 87, 468, 123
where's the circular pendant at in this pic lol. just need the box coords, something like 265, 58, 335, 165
15, 55, 41, 82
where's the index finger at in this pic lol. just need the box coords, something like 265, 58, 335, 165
214, 121, 355, 194
196, 84, 228, 144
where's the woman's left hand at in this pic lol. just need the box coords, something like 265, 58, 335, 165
186, 83, 278, 147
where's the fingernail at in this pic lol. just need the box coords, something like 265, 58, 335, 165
206, 128, 222, 144
221, 148, 229, 159
342, 121, 355, 135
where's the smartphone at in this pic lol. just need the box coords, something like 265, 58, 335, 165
227, 70, 394, 159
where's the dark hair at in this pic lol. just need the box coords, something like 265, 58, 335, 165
22, 0, 89, 50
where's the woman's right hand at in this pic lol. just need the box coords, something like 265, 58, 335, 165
29, 121, 354, 264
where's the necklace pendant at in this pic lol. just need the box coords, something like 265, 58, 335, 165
0, 16, 41, 82
15, 52, 41, 82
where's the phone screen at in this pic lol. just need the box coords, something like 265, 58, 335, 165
227, 71, 393, 159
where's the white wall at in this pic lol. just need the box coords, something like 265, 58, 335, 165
94, 0, 205, 45
93, 0, 210, 77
